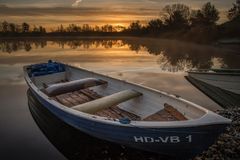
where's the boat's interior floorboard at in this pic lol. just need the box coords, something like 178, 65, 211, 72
144, 104, 187, 121
51, 87, 187, 121
95, 105, 141, 121
51, 89, 96, 107
143, 110, 179, 121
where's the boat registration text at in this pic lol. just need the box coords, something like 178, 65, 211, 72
133, 135, 192, 143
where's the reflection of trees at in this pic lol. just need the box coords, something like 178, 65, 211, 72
51, 39, 125, 50
156, 53, 193, 72
0, 39, 238, 70
0, 39, 127, 53
0, 40, 47, 53
122, 38, 238, 70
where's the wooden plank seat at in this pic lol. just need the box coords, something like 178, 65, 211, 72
45, 78, 107, 96
72, 90, 142, 114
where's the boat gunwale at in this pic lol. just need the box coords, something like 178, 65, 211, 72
188, 71, 240, 76
23, 64, 231, 128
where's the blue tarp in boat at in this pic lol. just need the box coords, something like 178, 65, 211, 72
28, 60, 65, 77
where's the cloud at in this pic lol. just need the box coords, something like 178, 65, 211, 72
72, 0, 82, 7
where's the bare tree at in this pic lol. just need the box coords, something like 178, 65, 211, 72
9, 23, 16, 32
228, 0, 240, 20
2, 21, 8, 32
190, 2, 219, 26
128, 21, 142, 33
22, 22, 30, 33
163, 4, 190, 29
201, 2, 219, 25
147, 19, 164, 33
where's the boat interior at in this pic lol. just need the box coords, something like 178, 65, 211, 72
28, 62, 207, 122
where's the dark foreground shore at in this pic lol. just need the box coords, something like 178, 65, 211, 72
194, 106, 240, 160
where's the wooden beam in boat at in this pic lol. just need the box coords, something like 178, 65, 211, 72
72, 90, 142, 114
45, 78, 107, 96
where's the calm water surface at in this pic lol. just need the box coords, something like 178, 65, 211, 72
0, 37, 239, 159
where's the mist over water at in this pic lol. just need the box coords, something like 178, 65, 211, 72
0, 37, 239, 159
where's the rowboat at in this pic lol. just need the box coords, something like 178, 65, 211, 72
24, 61, 231, 158
188, 69, 240, 95
28, 89, 169, 160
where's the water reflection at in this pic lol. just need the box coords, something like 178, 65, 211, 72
27, 89, 171, 160
1, 38, 239, 70
0, 40, 47, 53
0, 64, 26, 85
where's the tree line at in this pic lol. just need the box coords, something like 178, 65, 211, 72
0, 1, 239, 43
0, 22, 46, 34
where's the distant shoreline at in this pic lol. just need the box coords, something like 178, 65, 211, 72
0, 35, 131, 40
1, 35, 240, 46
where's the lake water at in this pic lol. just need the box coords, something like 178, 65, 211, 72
0, 37, 239, 160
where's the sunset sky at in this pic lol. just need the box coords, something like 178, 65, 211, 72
0, 0, 236, 30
